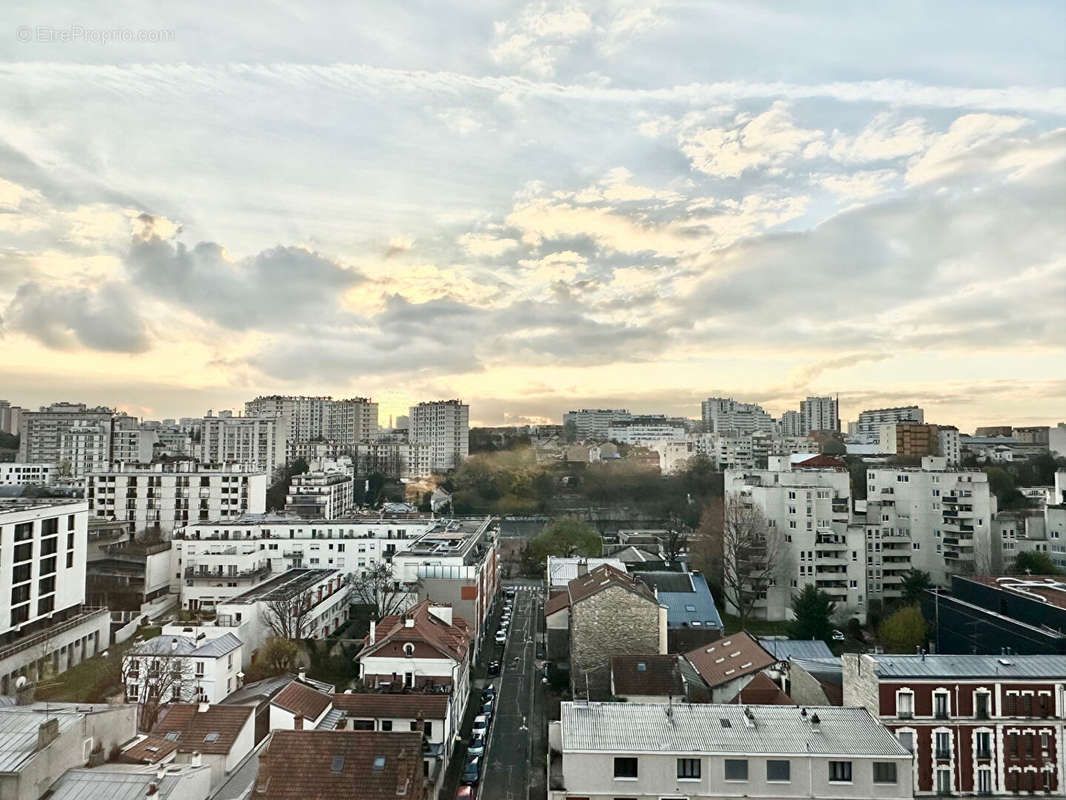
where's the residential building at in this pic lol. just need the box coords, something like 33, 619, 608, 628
17, 402, 116, 476
0, 701, 138, 800
701, 397, 774, 435
724, 457, 866, 622
123, 632, 243, 705
47, 763, 212, 800
355, 437, 434, 479
200, 414, 285, 477
254, 730, 425, 800
631, 569, 724, 652
0, 400, 23, 435
855, 406, 924, 445
865, 457, 994, 596
409, 400, 469, 472
992, 509, 1056, 573
843, 652, 1066, 797
543, 564, 667, 699
609, 654, 709, 703
975, 426, 1014, 438
0, 499, 111, 694
86, 536, 176, 625
1050, 424, 1066, 458
244, 395, 379, 451
220, 672, 334, 744
546, 557, 627, 591
268, 680, 334, 730
562, 409, 632, 440
356, 599, 473, 729
1014, 426, 1051, 446
88, 461, 267, 535
937, 426, 961, 466
779, 410, 804, 437
681, 631, 781, 703
606, 416, 689, 446
150, 703, 256, 788
877, 423, 941, 458
548, 702, 912, 800
921, 575, 1066, 655
801, 396, 840, 434
110, 413, 158, 465
0, 463, 57, 486
285, 470, 354, 519
655, 439, 696, 474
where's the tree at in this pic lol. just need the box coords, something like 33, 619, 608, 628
266, 458, 309, 511
527, 517, 602, 564
821, 438, 846, 456
350, 563, 415, 620
662, 523, 689, 564
259, 636, 301, 675
696, 496, 785, 629
122, 652, 197, 731
1012, 550, 1061, 576
900, 569, 932, 605
880, 605, 927, 653
788, 585, 836, 642
984, 467, 1030, 511
262, 590, 314, 639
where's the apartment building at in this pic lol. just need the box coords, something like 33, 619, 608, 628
0, 463, 57, 486
355, 437, 434, 479
724, 457, 867, 622
17, 402, 116, 476
0, 499, 111, 694
854, 406, 924, 445
801, 396, 840, 434
844, 653, 1066, 797
285, 470, 354, 519
124, 632, 243, 704
0, 400, 24, 435
702, 397, 774, 435
606, 416, 689, 446
409, 400, 469, 472
779, 410, 804, 437
865, 457, 994, 600
937, 426, 961, 466
563, 409, 632, 440
110, 414, 158, 465
200, 414, 285, 477
243, 395, 378, 449
88, 461, 267, 535
548, 702, 912, 800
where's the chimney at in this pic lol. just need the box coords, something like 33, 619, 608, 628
37, 718, 60, 751
298, 669, 306, 683
404, 618, 415, 628
428, 604, 452, 626
156, 766, 167, 781
369, 621, 376, 645
197, 702, 209, 713
146, 784, 159, 796
171, 638, 178, 652
577, 559, 588, 577
294, 714, 304, 730
810, 713, 821, 733
191, 751, 203, 767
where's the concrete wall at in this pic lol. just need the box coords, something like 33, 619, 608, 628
788, 662, 835, 706
842, 653, 881, 713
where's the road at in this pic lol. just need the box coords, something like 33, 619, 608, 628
481, 583, 546, 800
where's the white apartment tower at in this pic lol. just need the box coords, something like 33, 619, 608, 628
800, 396, 840, 434
410, 400, 469, 472
854, 406, 924, 444
18, 403, 117, 477
244, 395, 378, 450
702, 397, 773, 435
200, 414, 285, 477
562, 409, 632, 440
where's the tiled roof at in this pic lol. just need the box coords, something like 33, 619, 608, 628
758, 637, 834, 660
731, 672, 793, 705
330, 693, 449, 720
544, 591, 570, 617
566, 564, 658, 606
546, 557, 626, 588
864, 653, 1066, 679
560, 702, 909, 757
271, 681, 332, 721
683, 631, 778, 688
793, 454, 846, 469
255, 730, 423, 800
361, 599, 472, 662
611, 655, 685, 697
151, 704, 254, 755
119, 734, 179, 764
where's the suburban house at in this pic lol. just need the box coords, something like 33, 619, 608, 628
124, 632, 243, 705
221, 672, 335, 743
254, 729, 425, 800
356, 599, 473, 728
268, 680, 334, 730
548, 702, 913, 800
844, 653, 1066, 796
150, 703, 256, 788
609, 654, 709, 703
631, 569, 724, 652
681, 631, 783, 703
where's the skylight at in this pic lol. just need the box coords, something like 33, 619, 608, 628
373, 755, 386, 770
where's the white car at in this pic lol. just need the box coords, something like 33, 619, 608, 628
472, 715, 490, 734
495, 631, 507, 644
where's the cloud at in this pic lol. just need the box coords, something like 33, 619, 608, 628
491, 2, 595, 78
812, 169, 898, 199
826, 113, 929, 163
458, 232, 521, 257
906, 113, 1029, 184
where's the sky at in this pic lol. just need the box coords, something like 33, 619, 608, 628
1, 1, 1064, 431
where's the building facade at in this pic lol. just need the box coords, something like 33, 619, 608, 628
409, 400, 469, 472
0, 463, 57, 486
285, 471, 354, 519
702, 397, 774, 435
200, 415, 285, 477
801, 396, 840, 434
855, 406, 925, 445
17, 402, 116, 476
562, 409, 632, 440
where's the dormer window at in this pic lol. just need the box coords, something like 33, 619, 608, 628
403, 643, 415, 657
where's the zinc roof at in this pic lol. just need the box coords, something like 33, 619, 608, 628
758, 638, 834, 660
867, 653, 1066, 679
0, 705, 102, 772
560, 702, 908, 757
49, 766, 210, 800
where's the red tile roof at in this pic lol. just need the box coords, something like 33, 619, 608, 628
360, 599, 472, 663
272, 681, 333, 721
794, 454, 846, 469
255, 730, 424, 800
566, 564, 657, 606
331, 693, 448, 720
544, 591, 570, 617
683, 631, 779, 688
610, 655, 685, 697
730, 671, 793, 705
151, 703, 254, 755
119, 734, 179, 764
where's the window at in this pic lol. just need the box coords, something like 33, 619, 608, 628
724, 759, 748, 781
976, 731, 991, 759
829, 761, 852, 783
677, 758, 700, 779
766, 760, 790, 782
936, 768, 951, 795
897, 731, 914, 752
897, 689, 913, 718
613, 757, 638, 779
380, 720, 392, 731
873, 762, 898, 784
935, 731, 951, 759
977, 769, 992, 795
934, 691, 949, 719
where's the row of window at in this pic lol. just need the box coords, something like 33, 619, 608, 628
611, 757, 897, 785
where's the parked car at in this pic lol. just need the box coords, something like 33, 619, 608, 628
482, 685, 497, 700
536, 642, 545, 659
495, 630, 507, 645
472, 715, 490, 735
831, 629, 846, 642
487, 660, 501, 676
461, 757, 481, 785
504, 587, 516, 597
467, 734, 486, 757
455, 785, 475, 800
481, 699, 494, 716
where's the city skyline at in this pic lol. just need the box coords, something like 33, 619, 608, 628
2, 2, 1064, 429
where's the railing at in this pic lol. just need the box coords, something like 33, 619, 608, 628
0, 607, 108, 662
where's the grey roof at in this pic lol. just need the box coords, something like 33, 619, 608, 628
130, 632, 241, 659
0, 704, 110, 772
560, 702, 909, 757
758, 638, 834, 660
791, 656, 844, 684
866, 654, 1066, 679
317, 707, 344, 730
646, 572, 723, 630
49, 765, 210, 800
547, 557, 626, 587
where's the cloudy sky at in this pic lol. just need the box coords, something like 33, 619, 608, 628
1, 1, 1064, 429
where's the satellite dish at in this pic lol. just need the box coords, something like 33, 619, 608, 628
15, 676, 27, 689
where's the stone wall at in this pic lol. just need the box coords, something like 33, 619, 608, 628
841, 652, 880, 712
570, 585, 661, 700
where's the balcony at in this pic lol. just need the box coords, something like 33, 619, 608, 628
184, 564, 270, 582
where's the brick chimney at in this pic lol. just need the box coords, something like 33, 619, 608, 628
36, 718, 60, 751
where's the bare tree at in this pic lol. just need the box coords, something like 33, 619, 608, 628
262, 590, 314, 640
350, 563, 417, 621
122, 652, 197, 731
662, 514, 689, 564
695, 496, 783, 629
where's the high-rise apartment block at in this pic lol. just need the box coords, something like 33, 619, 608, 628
200, 414, 285, 477
18, 403, 117, 476
0, 401, 25, 436
702, 397, 773, 435
854, 406, 924, 444
562, 409, 632, 440
409, 400, 469, 472
800, 396, 840, 434
244, 395, 378, 450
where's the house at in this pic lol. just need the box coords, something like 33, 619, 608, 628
634, 570, 724, 652
253, 729, 424, 800
681, 631, 781, 703
124, 632, 243, 706
545, 564, 667, 699
843, 653, 1066, 796
609, 654, 709, 703
548, 701, 912, 800
150, 703, 256, 788
47, 762, 212, 800
0, 701, 137, 800
268, 680, 334, 730
356, 599, 473, 728
221, 671, 335, 743
546, 556, 627, 592
733, 671, 793, 704
788, 656, 845, 706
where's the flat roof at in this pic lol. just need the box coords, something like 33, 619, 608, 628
963, 575, 1066, 611
224, 569, 339, 604
865, 653, 1066, 679
0, 498, 85, 515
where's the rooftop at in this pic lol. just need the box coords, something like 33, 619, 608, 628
683, 631, 778, 688
611, 655, 685, 697
129, 632, 242, 659
151, 704, 254, 754
0, 702, 121, 772
758, 637, 834, 660
638, 571, 723, 630
963, 575, 1066, 611
559, 702, 909, 757
392, 517, 494, 559
863, 653, 1066, 679
546, 556, 626, 588
224, 568, 338, 604
271, 681, 332, 721
0, 498, 84, 515
732, 672, 793, 705
329, 692, 449, 720
360, 599, 472, 663
566, 564, 660, 607
47, 764, 211, 800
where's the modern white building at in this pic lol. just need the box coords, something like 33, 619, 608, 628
701, 397, 774, 435
936, 426, 961, 466
725, 457, 867, 622
123, 632, 243, 704
779, 410, 804, 437
110, 414, 158, 465
409, 400, 469, 472
88, 462, 267, 535
354, 438, 434, 479
562, 409, 632, 440
1050, 423, 1066, 458
865, 456, 994, 600
800, 396, 840, 434
0, 463, 57, 486
200, 414, 285, 477
243, 395, 378, 450
17, 402, 116, 476
607, 419, 689, 446
0, 499, 111, 694
854, 406, 924, 445
548, 702, 912, 800
285, 470, 354, 520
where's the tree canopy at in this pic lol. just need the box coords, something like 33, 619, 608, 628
788, 585, 836, 642
526, 517, 602, 564
900, 569, 932, 605
1012, 550, 1061, 576
880, 605, 927, 653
